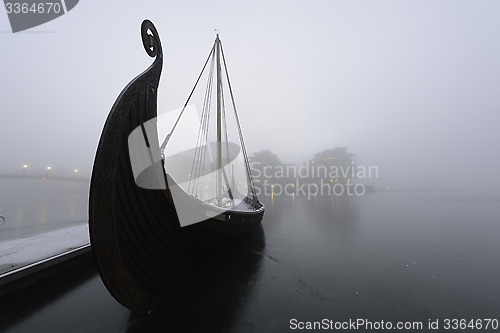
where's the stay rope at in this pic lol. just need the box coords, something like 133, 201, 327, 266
160, 37, 257, 200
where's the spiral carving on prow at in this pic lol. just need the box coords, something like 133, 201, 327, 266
141, 19, 162, 58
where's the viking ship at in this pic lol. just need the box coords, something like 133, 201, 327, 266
89, 20, 264, 312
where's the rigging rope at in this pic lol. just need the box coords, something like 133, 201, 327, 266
219, 71, 235, 201
160, 43, 216, 154
188, 51, 216, 196
219, 41, 258, 199
161, 36, 258, 203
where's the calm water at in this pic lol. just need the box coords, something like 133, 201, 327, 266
1, 185, 499, 332
123, 190, 500, 332
0, 179, 89, 241
234, 190, 500, 331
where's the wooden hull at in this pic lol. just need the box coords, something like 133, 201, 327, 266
88, 20, 264, 312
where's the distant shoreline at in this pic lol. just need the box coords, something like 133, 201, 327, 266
0, 175, 89, 184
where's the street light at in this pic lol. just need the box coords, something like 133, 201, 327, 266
22, 164, 28, 176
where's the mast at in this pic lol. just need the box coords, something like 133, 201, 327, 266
216, 34, 222, 206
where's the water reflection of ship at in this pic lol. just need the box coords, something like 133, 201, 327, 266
88, 20, 264, 312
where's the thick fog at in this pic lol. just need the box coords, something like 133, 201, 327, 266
1, 0, 499, 193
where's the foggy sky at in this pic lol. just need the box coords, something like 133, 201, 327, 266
1, 0, 499, 191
